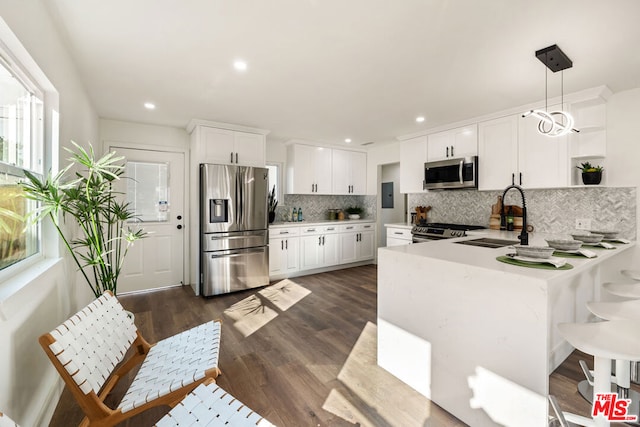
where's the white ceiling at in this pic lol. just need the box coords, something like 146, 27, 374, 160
45, 0, 640, 146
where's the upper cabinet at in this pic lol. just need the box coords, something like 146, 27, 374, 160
399, 135, 427, 193
477, 116, 519, 191
331, 149, 367, 195
188, 120, 269, 167
286, 143, 367, 195
478, 105, 569, 191
426, 125, 478, 161
517, 104, 569, 189
286, 144, 332, 194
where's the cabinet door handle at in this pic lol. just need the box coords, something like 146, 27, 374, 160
322, 236, 325, 245
319, 236, 322, 246
281, 240, 284, 250
285, 239, 288, 249
346, 226, 354, 230
327, 227, 334, 231
451, 145, 454, 157
519, 172, 523, 186
394, 231, 403, 235
446, 146, 449, 157
511, 173, 515, 185
235, 152, 238, 164
279, 231, 289, 234
230, 152, 234, 163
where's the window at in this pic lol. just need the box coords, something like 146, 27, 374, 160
266, 162, 282, 201
0, 49, 44, 271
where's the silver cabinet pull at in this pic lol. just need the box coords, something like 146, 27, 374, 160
279, 231, 289, 234
394, 231, 403, 235
285, 239, 288, 249
322, 236, 325, 245
235, 152, 238, 164
281, 240, 284, 250
451, 145, 454, 157
318, 236, 322, 245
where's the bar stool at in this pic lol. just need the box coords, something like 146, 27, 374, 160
621, 270, 640, 281
579, 299, 640, 415
602, 281, 640, 299
558, 320, 640, 427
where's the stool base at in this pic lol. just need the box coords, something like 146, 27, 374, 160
578, 380, 640, 426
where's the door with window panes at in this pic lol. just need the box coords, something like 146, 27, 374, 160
111, 147, 185, 293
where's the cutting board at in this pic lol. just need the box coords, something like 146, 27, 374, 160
489, 195, 523, 230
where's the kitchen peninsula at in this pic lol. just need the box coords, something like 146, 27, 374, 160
377, 230, 635, 427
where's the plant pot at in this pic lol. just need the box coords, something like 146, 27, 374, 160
268, 211, 276, 223
581, 171, 602, 185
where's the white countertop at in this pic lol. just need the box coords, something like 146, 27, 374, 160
270, 218, 375, 228
383, 222, 414, 229
380, 228, 635, 281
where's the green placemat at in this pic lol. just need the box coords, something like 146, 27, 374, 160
496, 256, 574, 270
552, 251, 598, 259
582, 244, 617, 250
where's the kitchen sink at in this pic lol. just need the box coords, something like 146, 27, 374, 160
454, 237, 520, 249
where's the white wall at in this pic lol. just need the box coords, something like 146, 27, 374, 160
366, 142, 400, 195
0, 1, 99, 426
378, 163, 404, 247
605, 87, 640, 263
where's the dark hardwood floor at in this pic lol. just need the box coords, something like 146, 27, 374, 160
47, 265, 624, 426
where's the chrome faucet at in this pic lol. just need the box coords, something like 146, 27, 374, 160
501, 184, 528, 245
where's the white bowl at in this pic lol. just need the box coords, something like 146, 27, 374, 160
571, 233, 604, 244
589, 230, 618, 239
348, 214, 360, 220
513, 245, 555, 259
545, 239, 583, 251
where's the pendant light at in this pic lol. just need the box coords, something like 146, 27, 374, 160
523, 44, 579, 137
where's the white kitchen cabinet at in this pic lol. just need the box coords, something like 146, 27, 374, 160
196, 125, 266, 167
478, 115, 519, 191
427, 125, 478, 161
518, 106, 569, 188
299, 224, 340, 269
386, 226, 412, 246
399, 135, 427, 193
269, 227, 299, 277
286, 144, 332, 194
332, 149, 367, 195
477, 108, 569, 190
339, 223, 375, 264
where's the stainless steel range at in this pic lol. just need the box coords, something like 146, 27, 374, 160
411, 222, 486, 243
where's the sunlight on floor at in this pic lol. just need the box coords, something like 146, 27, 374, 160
322, 321, 432, 426
223, 279, 311, 337
468, 366, 547, 427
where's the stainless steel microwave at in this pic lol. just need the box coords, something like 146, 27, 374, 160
424, 156, 478, 190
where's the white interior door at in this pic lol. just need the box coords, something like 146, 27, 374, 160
112, 147, 185, 293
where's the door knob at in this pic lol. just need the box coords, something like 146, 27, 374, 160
177, 215, 182, 220
177, 224, 183, 230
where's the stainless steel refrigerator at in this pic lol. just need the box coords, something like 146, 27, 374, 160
200, 163, 269, 296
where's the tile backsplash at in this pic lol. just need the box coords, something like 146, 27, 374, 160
409, 187, 637, 239
275, 194, 376, 222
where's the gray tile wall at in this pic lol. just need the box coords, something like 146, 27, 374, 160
409, 187, 636, 239
275, 194, 376, 222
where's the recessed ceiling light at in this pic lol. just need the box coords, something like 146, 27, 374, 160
233, 60, 248, 72
345, 138, 352, 143
416, 116, 425, 123
144, 102, 156, 110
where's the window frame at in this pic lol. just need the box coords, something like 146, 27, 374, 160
0, 21, 55, 285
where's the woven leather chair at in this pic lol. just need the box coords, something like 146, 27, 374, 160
0, 412, 19, 427
155, 379, 274, 427
39, 291, 222, 427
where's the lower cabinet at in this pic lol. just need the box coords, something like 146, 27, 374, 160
299, 225, 340, 270
339, 223, 375, 264
269, 227, 299, 277
386, 226, 412, 247
269, 221, 375, 278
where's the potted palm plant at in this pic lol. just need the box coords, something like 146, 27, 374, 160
21, 142, 146, 297
576, 162, 603, 185
268, 185, 277, 223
